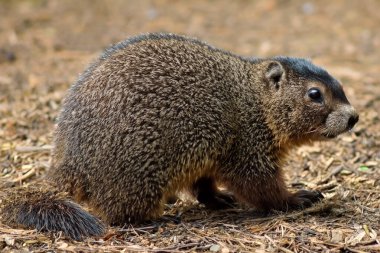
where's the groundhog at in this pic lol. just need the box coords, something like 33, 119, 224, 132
0, 33, 358, 240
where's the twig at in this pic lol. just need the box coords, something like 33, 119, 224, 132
344, 247, 372, 253
278, 246, 295, 253
11, 168, 36, 183
317, 165, 344, 185
15, 145, 53, 153
245, 202, 333, 223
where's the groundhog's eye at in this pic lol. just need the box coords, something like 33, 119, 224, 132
308, 88, 323, 102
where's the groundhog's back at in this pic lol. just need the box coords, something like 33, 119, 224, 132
49, 35, 253, 213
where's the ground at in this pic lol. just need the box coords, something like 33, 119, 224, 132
0, 0, 379, 252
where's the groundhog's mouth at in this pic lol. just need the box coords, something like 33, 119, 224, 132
320, 127, 353, 139
305, 127, 338, 140
322, 133, 337, 139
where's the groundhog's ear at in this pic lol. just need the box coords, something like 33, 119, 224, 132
265, 61, 284, 90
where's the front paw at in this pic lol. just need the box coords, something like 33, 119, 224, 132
202, 191, 237, 210
287, 190, 324, 210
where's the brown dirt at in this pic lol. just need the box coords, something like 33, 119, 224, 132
0, 0, 379, 252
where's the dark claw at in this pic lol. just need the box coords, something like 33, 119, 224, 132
203, 191, 237, 210
288, 190, 324, 210
294, 190, 324, 203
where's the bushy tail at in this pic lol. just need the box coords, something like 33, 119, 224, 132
0, 183, 105, 240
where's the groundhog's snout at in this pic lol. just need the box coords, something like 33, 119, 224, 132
324, 104, 359, 138
347, 111, 359, 130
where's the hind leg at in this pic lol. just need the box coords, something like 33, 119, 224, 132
89, 181, 167, 225
191, 177, 237, 209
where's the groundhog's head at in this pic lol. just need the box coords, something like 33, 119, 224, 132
261, 57, 358, 144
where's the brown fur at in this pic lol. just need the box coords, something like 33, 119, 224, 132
0, 33, 358, 240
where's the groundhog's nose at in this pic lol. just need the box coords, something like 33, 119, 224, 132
347, 112, 359, 130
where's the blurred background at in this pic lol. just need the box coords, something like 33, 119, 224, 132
1, 0, 379, 146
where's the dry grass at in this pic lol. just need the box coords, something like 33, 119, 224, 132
1, 0, 379, 252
